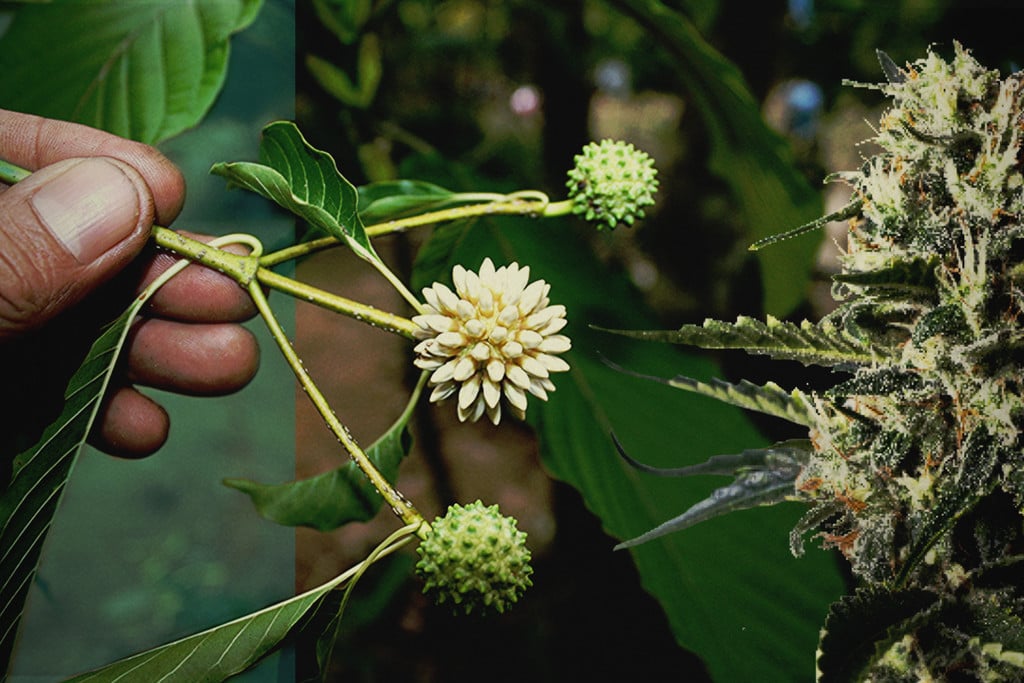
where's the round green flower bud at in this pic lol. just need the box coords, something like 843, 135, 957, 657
565, 139, 659, 230
415, 500, 533, 615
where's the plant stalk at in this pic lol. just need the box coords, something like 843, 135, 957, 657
247, 278, 425, 533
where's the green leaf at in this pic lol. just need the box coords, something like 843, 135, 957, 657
0, 0, 262, 144
600, 315, 881, 370
211, 121, 389, 275
0, 301, 144, 669
357, 180, 457, 224
613, 439, 809, 549
224, 374, 424, 531
413, 215, 845, 682
311, 0, 372, 44
65, 524, 417, 682
306, 34, 382, 109
613, 0, 822, 315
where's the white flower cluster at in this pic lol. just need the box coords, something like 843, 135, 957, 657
413, 258, 571, 424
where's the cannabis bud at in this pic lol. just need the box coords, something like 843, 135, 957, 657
613, 43, 1024, 680
412, 257, 571, 425
566, 139, 659, 230
415, 500, 533, 615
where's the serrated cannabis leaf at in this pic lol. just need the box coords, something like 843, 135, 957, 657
816, 586, 940, 682
599, 315, 882, 370
0, 0, 262, 144
224, 374, 424, 531
603, 356, 818, 428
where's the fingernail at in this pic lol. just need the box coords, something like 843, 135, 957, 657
31, 158, 141, 264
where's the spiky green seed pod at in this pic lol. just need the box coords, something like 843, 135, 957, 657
415, 500, 533, 615
565, 139, 659, 230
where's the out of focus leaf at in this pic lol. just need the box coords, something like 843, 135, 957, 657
357, 180, 457, 224
613, 0, 822, 315
0, 0, 262, 144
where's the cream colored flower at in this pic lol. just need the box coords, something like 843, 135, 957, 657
413, 258, 571, 424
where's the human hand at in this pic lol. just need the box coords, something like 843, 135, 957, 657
0, 109, 260, 458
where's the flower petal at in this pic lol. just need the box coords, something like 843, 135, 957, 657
539, 335, 571, 353
504, 383, 528, 411
482, 377, 501, 408
430, 383, 457, 402
453, 355, 476, 381
518, 280, 546, 314
519, 355, 549, 378
430, 360, 459, 384
486, 358, 506, 382
506, 364, 532, 390
538, 353, 570, 373
458, 374, 481, 410
517, 330, 544, 349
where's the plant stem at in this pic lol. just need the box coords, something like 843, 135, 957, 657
0, 159, 30, 185
256, 268, 419, 339
247, 278, 426, 533
259, 190, 558, 268
152, 227, 421, 338
151, 227, 261, 285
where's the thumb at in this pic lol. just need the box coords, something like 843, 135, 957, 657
0, 157, 153, 339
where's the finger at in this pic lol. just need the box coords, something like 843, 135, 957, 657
125, 318, 260, 395
91, 385, 170, 458
0, 108, 185, 225
0, 157, 155, 339
136, 233, 257, 322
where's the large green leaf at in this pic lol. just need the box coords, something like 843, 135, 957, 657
413, 217, 846, 682
0, 299, 147, 670
224, 373, 424, 531
612, 0, 822, 316
0, 0, 262, 145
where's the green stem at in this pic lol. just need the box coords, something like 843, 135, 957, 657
152, 226, 261, 285
259, 190, 558, 268
541, 198, 576, 217
256, 268, 419, 339
0, 159, 30, 185
152, 227, 420, 338
247, 278, 425, 532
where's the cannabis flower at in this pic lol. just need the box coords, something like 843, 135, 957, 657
415, 500, 533, 615
566, 139, 659, 230
412, 258, 571, 425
